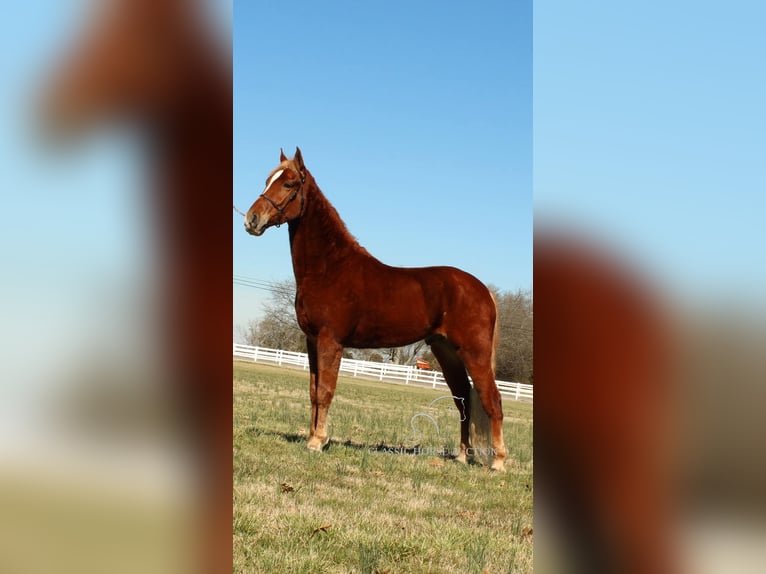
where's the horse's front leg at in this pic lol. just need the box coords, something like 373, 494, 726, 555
306, 333, 343, 451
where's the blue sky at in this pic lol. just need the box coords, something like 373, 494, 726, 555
2, 0, 764, 359
233, 1, 533, 330
535, 1, 766, 306
0, 0, 231, 397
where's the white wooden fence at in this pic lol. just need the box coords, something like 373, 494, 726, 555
233, 343, 533, 402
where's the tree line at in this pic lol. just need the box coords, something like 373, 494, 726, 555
238, 280, 532, 384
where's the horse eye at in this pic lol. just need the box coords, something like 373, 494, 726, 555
284, 181, 298, 188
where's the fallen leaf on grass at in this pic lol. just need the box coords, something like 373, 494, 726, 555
310, 523, 332, 538
428, 458, 445, 468
370, 470, 385, 477
522, 526, 533, 541
456, 510, 476, 519
280, 483, 295, 493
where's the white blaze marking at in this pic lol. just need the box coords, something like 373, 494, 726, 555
264, 169, 285, 192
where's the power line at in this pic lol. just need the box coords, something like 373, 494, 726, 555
233, 275, 294, 296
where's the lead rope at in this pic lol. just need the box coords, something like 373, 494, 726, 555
233, 204, 247, 217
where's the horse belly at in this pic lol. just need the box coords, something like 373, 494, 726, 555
345, 328, 426, 349
345, 301, 433, 348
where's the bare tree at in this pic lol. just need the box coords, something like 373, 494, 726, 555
245, 280, 305, 352
492, 288, 533, 384
349, 341, 434, 366
392, 341, 432, 366
237, 320, 259, 346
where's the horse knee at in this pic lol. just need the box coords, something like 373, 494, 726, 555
316, 387, 336, 406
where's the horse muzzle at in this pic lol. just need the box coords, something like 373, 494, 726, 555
244, 214, 267, 236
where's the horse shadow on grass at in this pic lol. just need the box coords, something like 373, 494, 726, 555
258, 429, 473, 463
254, 395, 474, 462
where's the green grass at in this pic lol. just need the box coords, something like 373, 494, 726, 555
234, 361, 533, 573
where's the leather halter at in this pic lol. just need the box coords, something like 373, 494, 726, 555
259, 169, 306, 227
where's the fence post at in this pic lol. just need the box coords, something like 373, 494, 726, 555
379, 364, 384, 381
253, 346, 259, 363
515, 385, 520, 401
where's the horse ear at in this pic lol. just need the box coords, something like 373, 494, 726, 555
294, 147, 305, 173
280, 148, 288, 162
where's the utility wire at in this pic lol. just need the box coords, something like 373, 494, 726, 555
233, 275, 295, 296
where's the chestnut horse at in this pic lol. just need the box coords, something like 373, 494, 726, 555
245, 148, 507, 471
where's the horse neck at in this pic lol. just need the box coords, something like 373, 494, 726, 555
288, 180, 367, 283
154, 61, 232, 269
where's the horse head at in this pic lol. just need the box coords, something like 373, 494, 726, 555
245, 147, 308, 236
41, 0, 214, 136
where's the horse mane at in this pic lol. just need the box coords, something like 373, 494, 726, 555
296, 170, 373, 260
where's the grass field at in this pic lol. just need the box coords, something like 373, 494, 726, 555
234, 361, 533, 573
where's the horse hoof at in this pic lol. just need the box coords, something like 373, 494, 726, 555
307, 436, 329, 451
455, 452, 468, 465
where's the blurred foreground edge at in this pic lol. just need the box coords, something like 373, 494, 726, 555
39, 1, 232, 573
534, 229, 677, 574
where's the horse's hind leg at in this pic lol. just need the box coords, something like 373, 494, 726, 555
427, 335, 471, 464
459, 350, 508, 472
306, 333, 342, 451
